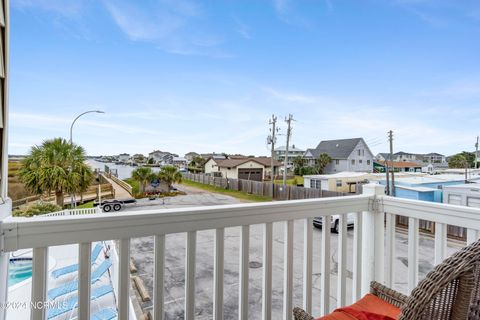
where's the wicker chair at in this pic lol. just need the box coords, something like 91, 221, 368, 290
294, 238, 480, 320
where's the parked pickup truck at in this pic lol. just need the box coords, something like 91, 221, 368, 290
93, 198, 137, 212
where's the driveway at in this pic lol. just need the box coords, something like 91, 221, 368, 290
126, 186, 463, 320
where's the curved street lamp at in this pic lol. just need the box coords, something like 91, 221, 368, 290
69, 110, 105, 144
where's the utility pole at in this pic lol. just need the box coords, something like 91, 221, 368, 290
267, 115, 278, 196
475, 136, 479, 169
385, 155, 390, 195
388, 130, 395, 197
283, 114, 294, 186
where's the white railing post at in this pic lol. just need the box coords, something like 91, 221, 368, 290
361, 183, 385, 295
0, 199, 12, 320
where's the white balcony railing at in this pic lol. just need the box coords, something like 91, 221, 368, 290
1, 184, 480, 320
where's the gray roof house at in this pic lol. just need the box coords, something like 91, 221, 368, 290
304, 138, 374, 173
376, 153, 393, 161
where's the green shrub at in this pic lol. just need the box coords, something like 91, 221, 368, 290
13, 201, 62, 217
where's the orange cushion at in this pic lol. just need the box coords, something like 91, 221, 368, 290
317, 294, 400, 320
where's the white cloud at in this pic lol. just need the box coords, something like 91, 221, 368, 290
101, 0, 226, 57
234, 18, 251, 40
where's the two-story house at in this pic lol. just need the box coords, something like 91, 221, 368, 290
393, 151, 423, 162
274, 145, 305, 168
304, 138, 374, 173
148, 150, 178, 165
118, 153, 130, 162
423, 152, 446, 163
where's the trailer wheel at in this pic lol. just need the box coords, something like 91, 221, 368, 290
102, 204, 112, 212
113, 203, 122, 211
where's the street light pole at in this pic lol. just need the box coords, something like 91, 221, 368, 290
69, 110, 105, 208
70, 110, 105, 144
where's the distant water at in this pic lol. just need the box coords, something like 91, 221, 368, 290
87, 160, 161, 180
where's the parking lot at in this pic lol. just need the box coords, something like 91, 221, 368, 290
125, 185, 463, 320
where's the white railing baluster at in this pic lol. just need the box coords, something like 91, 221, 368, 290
185, 231, 197, 320
154, 235, 165, 320
321, 216, 331, 316
352, 212, 362, 302
31, 247, 48, 320
467, 228, 480, 245
262, 222, 273, 320
118, 239, 130, 320
337, 214, 347, 307
239, 225, 250, 320
214, 228, 224, 320
408, 218, 419, 293
303, 218, 313, 314
78, 242, 92, 320
283, 220, 294, 320
385, 213, 395, 288
434, 222, 447, 265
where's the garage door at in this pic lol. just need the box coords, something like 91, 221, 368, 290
238, 168, 263, 181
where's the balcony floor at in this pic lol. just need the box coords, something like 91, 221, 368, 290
123, 191, 464, 319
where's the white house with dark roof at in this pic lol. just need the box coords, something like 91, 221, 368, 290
304, 138, 374, 173
423, 152, 446, 163
274, 145, 305, 168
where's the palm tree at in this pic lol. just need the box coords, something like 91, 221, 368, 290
292, 155, 305, 175
314, 153, 332, 174
158, 165, 182, 190
19, 138, 93, 207
131, 167, 155, 194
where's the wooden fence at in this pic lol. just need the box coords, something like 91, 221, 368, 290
183, 173, 346, 200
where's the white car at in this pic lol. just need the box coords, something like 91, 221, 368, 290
313, 213, 355, 233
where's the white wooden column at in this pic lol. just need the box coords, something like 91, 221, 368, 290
352, 212, 362, 302
78, 242, 92, 320
320, 216, 331, 316
384, 213, 396, 288
118, 239, 131, 320
239, 225, 250, 320
214, 228, 224, 320
31, 247, 48, 320
262, 222, 273, 320
434, 223, 447, 266
361, 184, 385, 295
154, 235, 165, 320
0, 200, 12, 320
303, 218, 313, 314
408, 218, 419, 293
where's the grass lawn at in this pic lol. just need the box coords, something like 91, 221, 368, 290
181, 179, 272, 202
76, 201, 94, 208
65, 201, 94, 209
124, 178, 140, 195
274, 175, 304, 186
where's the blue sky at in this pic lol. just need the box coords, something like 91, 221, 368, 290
8, 0, 480, 157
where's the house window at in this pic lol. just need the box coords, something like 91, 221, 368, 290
359, 159, 363, 164
351, 159, 355, 165
367, 160, 371, 165
335, 159, 340, 165
336, 180, 342, 187
358, 150, 361, 156
310, 180, 321, 189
